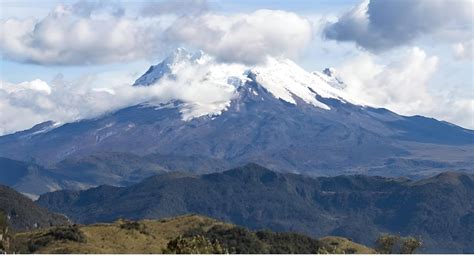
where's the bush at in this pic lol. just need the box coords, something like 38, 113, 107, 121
27, 225, 85, 253
255, 230, 320, 254
119, 220, 149, 235
163, 235, 227, 254
400, 237, 423, 254
375, 234, 422, 254
186, 225, 268, 253
185, 225, 322, 254
120, 221, 141, 231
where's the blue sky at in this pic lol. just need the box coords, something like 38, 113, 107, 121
0, 0, 473, 133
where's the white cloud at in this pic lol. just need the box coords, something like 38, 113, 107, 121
0, 53, 247, 135
324, 0, 473, 52
0, 3, 164, 65
336, 47, 474, 129
0, 1, 313, 65
167, 9, 313, 65
0, 73, 142, 134
453, 40, 473, 60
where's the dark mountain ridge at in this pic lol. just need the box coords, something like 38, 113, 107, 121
0, 184, 69, 231
37, 164, 474, 253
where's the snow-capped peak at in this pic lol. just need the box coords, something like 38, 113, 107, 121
133, 48, 206, 86
133, 48, 360, 120
248, 58, 356, 110
312, 68, 346, 90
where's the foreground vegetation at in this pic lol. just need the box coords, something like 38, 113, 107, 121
3, 214, 422, 254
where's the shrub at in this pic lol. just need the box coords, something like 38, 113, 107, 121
163, 235, 227, 254
375, 234, 400, 254
375, 234, 422, 254
27, 225, 85, 253
119, 220, 149, 235
400, 237, 423, 254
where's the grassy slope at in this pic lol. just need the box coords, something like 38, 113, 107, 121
12, 215, 374, 254
318, 236, 375, 254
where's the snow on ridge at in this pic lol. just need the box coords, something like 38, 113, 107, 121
134, 48, 362, 120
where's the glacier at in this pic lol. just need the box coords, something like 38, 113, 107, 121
133, 48, 363, 121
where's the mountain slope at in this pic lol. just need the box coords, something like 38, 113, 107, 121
0, 157, 71, 198
0, 184, 69, 231
36, 164, 474, 253
0, 49, 472, 177
0, 152, 234, 197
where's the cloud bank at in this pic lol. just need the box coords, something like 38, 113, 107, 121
0, 1, 313, 65
335, 47, 474, 129
324, 0, 473, 52
167, 10, 313, 65
0, 2, 163, 65
0, 53, 247, 135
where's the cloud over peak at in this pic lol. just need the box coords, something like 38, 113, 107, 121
0, 1, 313, 66
167, 9, 313, 65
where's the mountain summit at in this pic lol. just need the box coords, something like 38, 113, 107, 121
0, 49, 472, 185
132, 48, 358, 120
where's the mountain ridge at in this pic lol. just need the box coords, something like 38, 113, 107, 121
0, 48, 472, 192
36, 164, 474, 253
0, 184, 69, 231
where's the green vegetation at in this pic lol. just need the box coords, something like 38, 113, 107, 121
163, 235, 227, 254
26, 225, 85, 253
0, 210, 7, 233
37, 164, 474, 253
317, 236, 375, 254
0, 210, 10, 253
375, 234, 422, 254
10, 215, 374, 254
119, 220, 149, 235
12, 215, 229, 253
0, 185, 69, 231
180, 224, 373, 254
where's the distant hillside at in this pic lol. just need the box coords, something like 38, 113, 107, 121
0, 185, 69, 231
0, 157, 70, 198
0, 153, 231, 197
37, 164, 474, 253
10, 215, 373, 254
